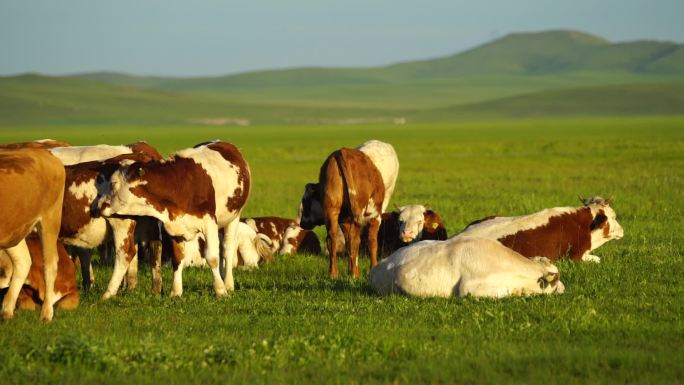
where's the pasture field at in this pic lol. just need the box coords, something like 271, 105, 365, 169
0, 117, 683, 384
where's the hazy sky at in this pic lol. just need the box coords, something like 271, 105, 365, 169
1, 0, 682, 77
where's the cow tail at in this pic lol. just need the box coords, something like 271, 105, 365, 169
333, 150, 363, 224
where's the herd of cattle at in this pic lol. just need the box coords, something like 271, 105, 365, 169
0, 139, 624, 322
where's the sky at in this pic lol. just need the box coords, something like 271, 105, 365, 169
1, 0, 683, 77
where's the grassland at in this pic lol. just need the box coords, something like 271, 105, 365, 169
0, 117, 682, 384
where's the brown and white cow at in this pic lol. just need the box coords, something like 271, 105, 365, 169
0, 148, 65, 321
363, 205, 448, 257
279, 225, 322, 256
371, 237, 565, 298
61, 149, 164, 298
455, 196, 624, 263
299, 148, 384, 278
0, 234, 79, 311
93, 141, 251, 296
242, 216, 298, 261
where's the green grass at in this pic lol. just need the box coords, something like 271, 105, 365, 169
0, 117, 683, 384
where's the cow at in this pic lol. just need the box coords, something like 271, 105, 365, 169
370, 237, 565, 298
455, 196, 624, 263
92, 141, 251, 297
0, 234, 79, 311
362, 205, 448, 257
242, 216, 299, 261
0, 148, 65, 321
61, 150, 163, 299
181, 223, 274, 269
279, 225, 322, 256
299, 148, 385, 278
296, 140, 399, 228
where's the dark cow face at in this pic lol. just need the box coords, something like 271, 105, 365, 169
297, 183, 324, 230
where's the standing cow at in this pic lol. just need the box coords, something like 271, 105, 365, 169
0, 148, 65, 321
299, 148, 385, 278
455, 196, 624, 263
93, 141, 251, 296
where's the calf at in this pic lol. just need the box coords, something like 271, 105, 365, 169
0, 234, 79, 311
279, 225, 322, 256
456, 196, 624, 263
299, 148, 384, 278
370, 237, 565, 298
364, 205, 448, 257
93, 141, 251, 296
0, 148, 65, 321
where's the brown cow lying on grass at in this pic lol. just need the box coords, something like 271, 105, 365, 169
0, 234, 79, 311
454, 196, 624, 263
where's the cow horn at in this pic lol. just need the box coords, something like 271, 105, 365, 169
578, 194, 586, 204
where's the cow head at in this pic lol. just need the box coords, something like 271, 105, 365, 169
297, 183, 324, 230
396, 204, 428, 243
91, 163, 155, 219
579, 195, 624, 248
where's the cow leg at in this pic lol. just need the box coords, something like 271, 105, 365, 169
325, 210, 342, 279
68, 246, 92, 291
367, 217, 381, 268
170, 238, 185, 297
38, 212, 61, 322
124, 254, 139, 290
346, 223, 361, 278
102, 219, 137, 300
150, 239, 163, 294
1, 240, 31, 320
221, 218, 240, 293
203, 220, 227, 296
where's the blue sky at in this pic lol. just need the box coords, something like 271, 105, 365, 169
1, 0, 682, 76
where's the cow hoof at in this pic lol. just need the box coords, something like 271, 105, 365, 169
1, 310, 14, 320
40, 307, 54, 322
582, 255, 601, 263
102, 292, 115, 300
170, 290, 183, 298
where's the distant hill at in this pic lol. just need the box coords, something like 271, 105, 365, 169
2, 29, 684, 126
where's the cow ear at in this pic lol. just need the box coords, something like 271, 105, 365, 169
578, 195, 587, 205
590, 212, 608, 230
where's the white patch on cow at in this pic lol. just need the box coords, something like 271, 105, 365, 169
370, 237, 564, 298
357, 140, 399, 213
64, 219, 108, 249
456, 207, 578, 240
68, 180, 98, 202
582, 254, 601, 263
362, 198, 380, 224
397, 205, 427, 243
588, 204, 624, 254
235, 222, 261, 268
49, 145, 132, 166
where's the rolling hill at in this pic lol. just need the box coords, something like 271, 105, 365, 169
1, 29, 683, 126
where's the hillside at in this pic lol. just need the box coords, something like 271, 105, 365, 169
2, 29, 684, 126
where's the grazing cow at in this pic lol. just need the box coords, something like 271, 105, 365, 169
455, 196, 624, 263
0, 234, 79, 311
299, 148, 385, 278
182, 223, 274, 269
364, 205, 448, 257
0, 148, 65, 321
61, 150, 163, 298
370, 237, 565, 298
279, 225, 322, 256
93, 141, 251, 296
242, 216, 298, 261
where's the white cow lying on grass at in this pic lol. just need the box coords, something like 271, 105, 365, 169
370, 237, 565, 298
